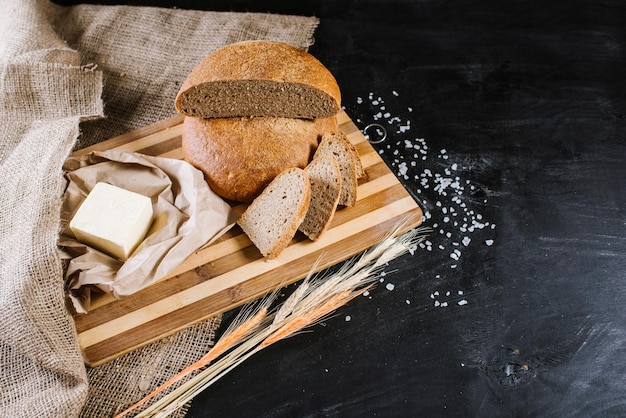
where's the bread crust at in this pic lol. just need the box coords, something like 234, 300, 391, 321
175, 40, 341, 119
182, 115, 338, 203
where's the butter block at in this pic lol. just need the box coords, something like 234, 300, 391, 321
70, 182, 153, 261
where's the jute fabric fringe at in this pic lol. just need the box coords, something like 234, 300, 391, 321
0, 1, 318, 416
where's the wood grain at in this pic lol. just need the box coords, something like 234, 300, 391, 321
71, 111, 423, 366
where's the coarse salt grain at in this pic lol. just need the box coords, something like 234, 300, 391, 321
398, 162, 408, 176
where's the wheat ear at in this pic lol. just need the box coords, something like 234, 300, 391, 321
121, 222, 429, 417
114, 296, 275, 418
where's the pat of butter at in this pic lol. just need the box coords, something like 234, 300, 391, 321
70, 182, 153, 261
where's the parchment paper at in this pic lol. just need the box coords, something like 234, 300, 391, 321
59, 149, 236, 313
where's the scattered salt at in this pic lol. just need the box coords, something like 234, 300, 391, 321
386, 283, 395, 291
345, 315, 351, 322
349, 90, 497, 313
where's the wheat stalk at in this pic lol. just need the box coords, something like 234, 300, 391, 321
118, 218, 428, 417
114, 295, 276, 418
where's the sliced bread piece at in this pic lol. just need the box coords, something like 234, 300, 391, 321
299, 156, 342, 241
315, 131, 360, 207
347, 140, 367, 180
175, 40, 341, 119
237, 168, 310, 259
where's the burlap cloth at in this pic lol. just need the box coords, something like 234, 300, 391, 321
0, 1, 319, 416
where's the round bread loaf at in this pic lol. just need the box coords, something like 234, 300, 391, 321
182, 115, 338, 203
175, 40, 341, 119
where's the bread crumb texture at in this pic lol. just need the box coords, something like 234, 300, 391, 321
237, 168, 311, 258
299, 156, 342, 240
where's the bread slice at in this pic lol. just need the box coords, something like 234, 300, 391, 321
175, 40, 341, 119
182, 115, 337, 203
299, 156, 342, 241
314, 131, 361, 207
237, 168, 310, 259
347, 140, 366, 180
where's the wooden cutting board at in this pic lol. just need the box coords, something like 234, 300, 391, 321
72, 111, 423, 367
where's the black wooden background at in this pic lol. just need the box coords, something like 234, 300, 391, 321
54, 1, 626, 416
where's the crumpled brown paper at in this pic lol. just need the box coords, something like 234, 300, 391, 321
59, 149, 236, 313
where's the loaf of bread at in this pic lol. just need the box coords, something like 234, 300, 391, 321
237, 168, 311, 259
299, 156, 342, 241
314, 131, 361, 207
175, 40, 341, 119
182, 115, 337, 203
